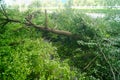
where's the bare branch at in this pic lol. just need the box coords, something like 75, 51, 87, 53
45, 9, 48, 28
84, 54, 99, 70
0, 17, 81, 39
0, 5, 9, 19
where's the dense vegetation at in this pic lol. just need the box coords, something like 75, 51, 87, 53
0, 0, 120, 80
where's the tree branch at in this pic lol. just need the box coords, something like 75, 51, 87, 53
0, 5, 9, 19
45, 9, 48, 28
0, 6, 81, 39
0, 17, 81, 39
84, 54, 99, 70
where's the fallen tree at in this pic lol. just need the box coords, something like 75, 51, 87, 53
0, 5, 81, 39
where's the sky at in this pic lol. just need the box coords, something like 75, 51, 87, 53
61, 0, 66, 3
4, 0, 67, 6
4, 0, 32, 5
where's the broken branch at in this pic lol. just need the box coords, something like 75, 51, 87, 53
0, 5, 9, 19
0, 17, 81, 39
45, 9, 48, 28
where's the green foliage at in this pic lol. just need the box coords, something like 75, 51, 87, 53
50, 10, 99, 40
0, 24, 75, 80
49, 8, 120, 80
0, 3, 120, 80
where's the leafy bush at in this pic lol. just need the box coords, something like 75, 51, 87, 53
0, 25, 75, 80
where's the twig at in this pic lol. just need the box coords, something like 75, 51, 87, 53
84, 54, 99, 70
0, 5, 9, 19
113, 67, 120, 75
